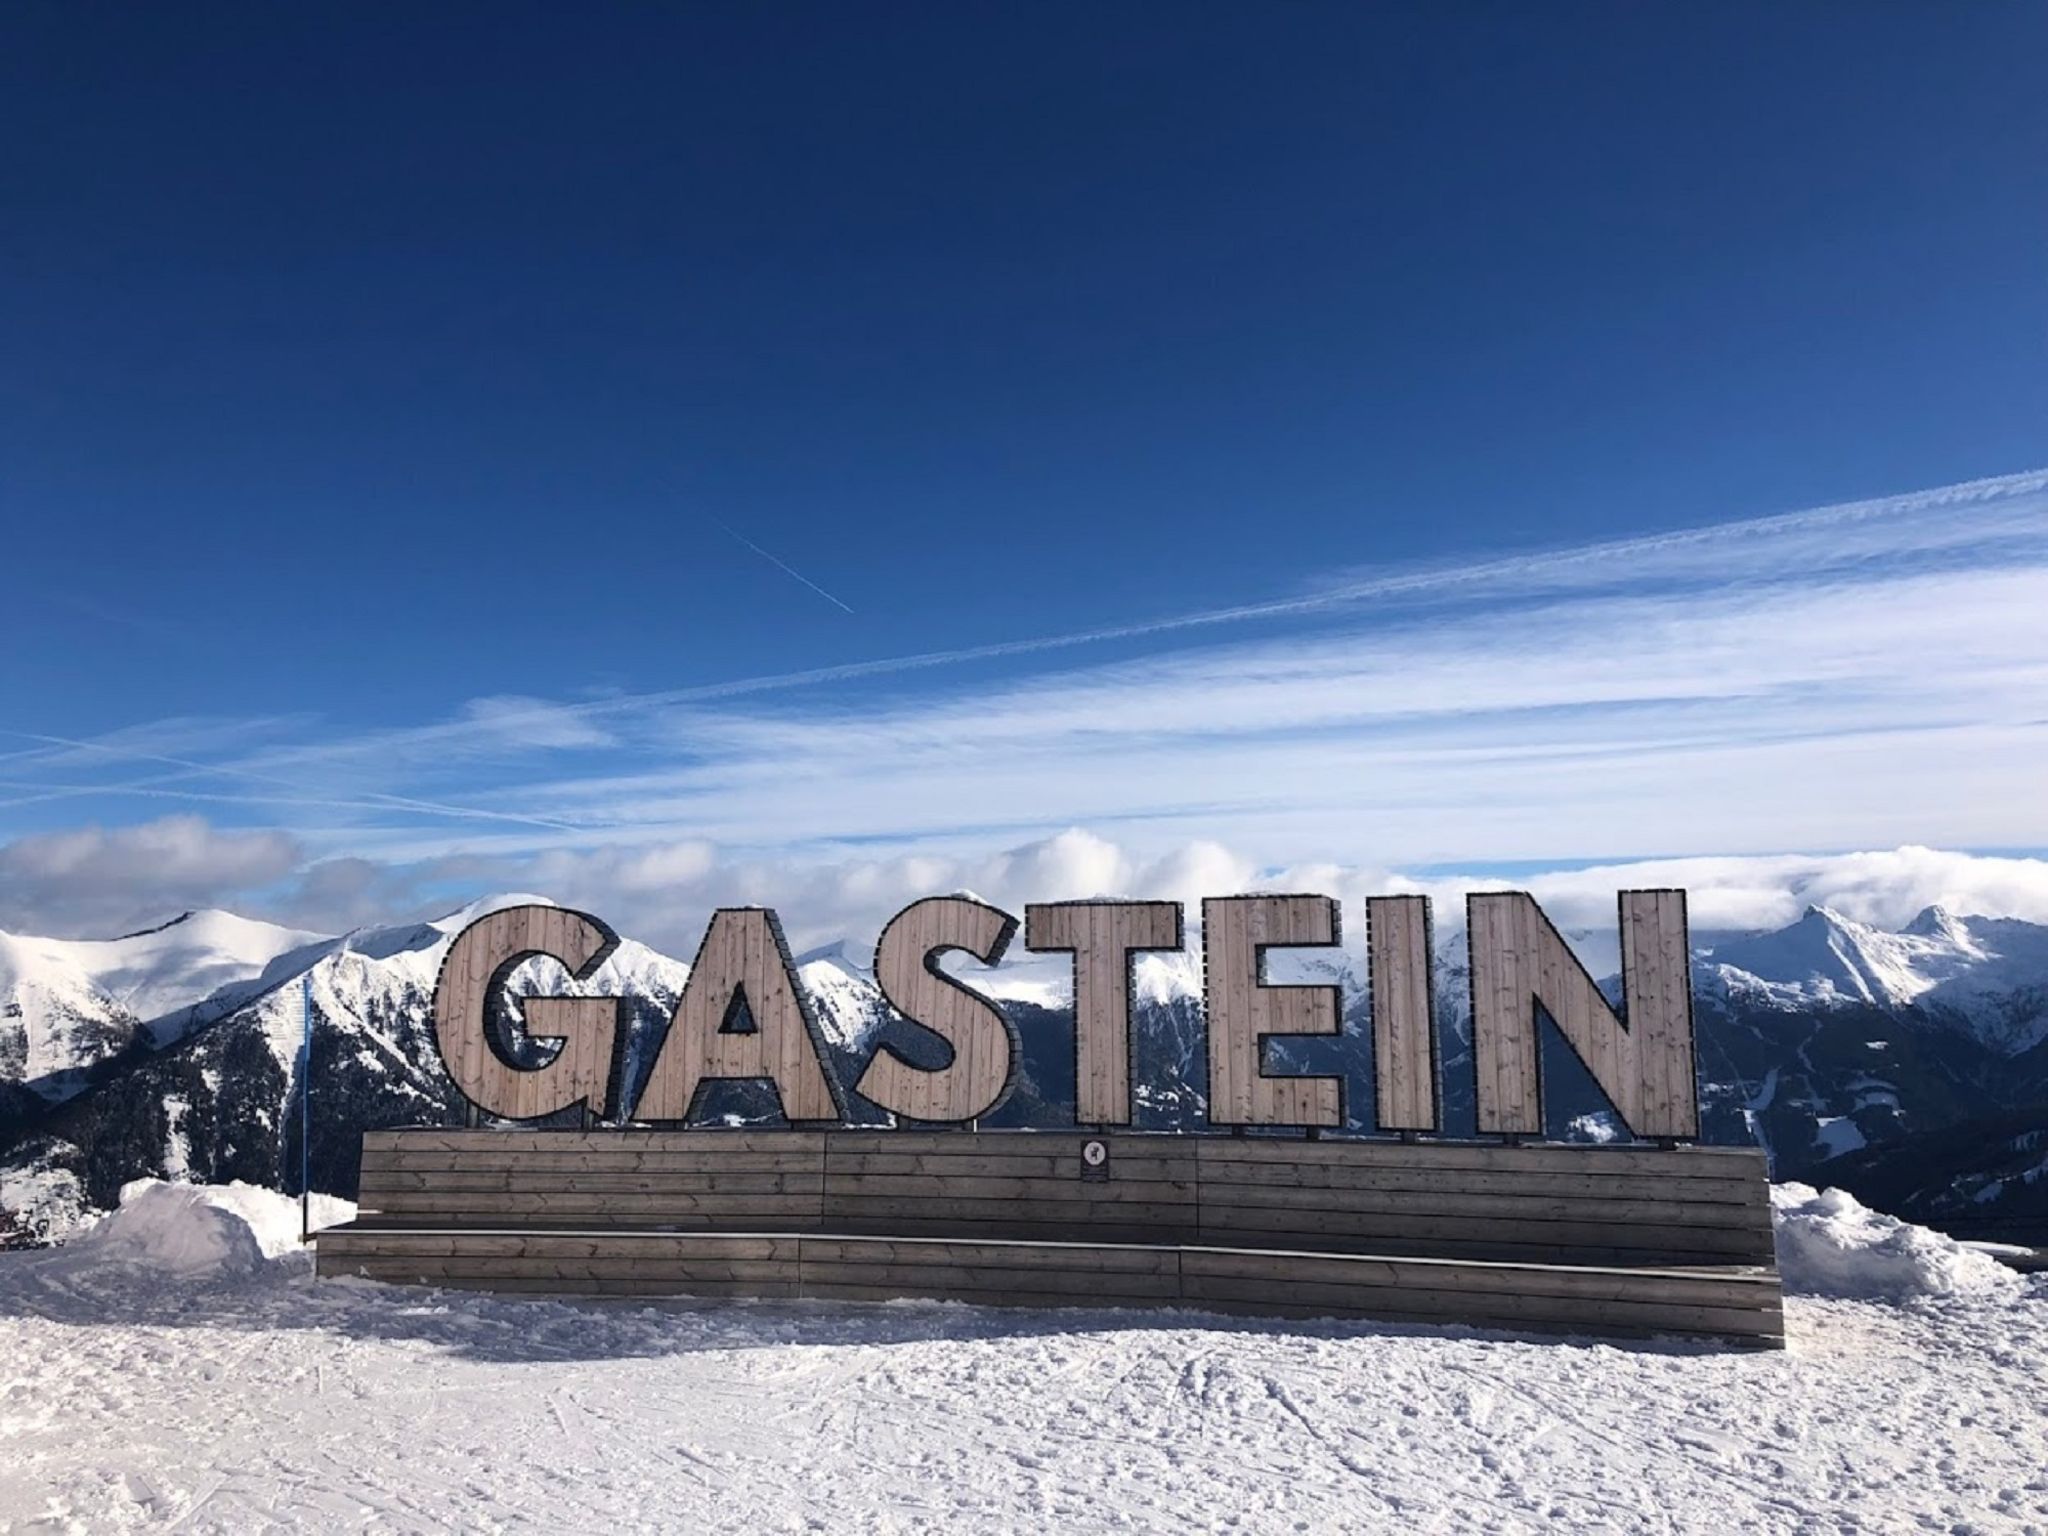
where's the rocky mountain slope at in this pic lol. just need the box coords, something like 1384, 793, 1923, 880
3, 895, 2044, 1244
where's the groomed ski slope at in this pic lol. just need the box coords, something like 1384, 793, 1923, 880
0, 1183, 2042, 1534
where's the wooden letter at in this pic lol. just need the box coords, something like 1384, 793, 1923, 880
1024, 900, 1183, 1126
634, 908, 844, 1123
855, 896, 1019, 1123
1201, 895, 1345, 1128
1368, 894, 1439, 1133
431, 905, 625, 1122
1468, 889, 1699, 1139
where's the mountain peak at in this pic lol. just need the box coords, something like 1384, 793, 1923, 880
1903, 904, 1967, 940
1798, 903, 1866, 931
796, 938, 871, 977
428, 892, 560, 934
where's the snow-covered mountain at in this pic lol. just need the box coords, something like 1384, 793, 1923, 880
4, 894, 2046, 1246
1700, 904, 2048, 1056
0, 896, 910, 1242
0, 910, 330, 1105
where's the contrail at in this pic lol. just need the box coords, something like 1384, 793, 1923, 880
0, 732, 589, 830
39, 465, 2048, 782
495, 463, 2048, 710
710, 516, 857, 614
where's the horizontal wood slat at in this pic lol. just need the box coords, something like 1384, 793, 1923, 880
322, 1128, 1783, 1343
316, 1225, 1781, 1343
1193, 1138, 1765, 1179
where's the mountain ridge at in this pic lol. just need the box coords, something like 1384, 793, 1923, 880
4, 893, 2046, 1245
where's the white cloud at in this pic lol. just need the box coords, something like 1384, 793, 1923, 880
385, 835, 2048, 967
458, 696, 618, 752
0, 816, 302, 937
7, 811, 2048, 985
369, 557, 2045, 873
6, 468, 2047, 889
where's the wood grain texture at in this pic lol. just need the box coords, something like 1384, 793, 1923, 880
633, 908, 843, 1124
316, 1175, 1783, 1343
431, 906, 625, 1122
854, 897, 1020, 1124
1023, 900, 1183, 1126
1367, 895, 1438, 1133
339, 1127, 1774, 1271
1467, 889, 1701, 1140
1201, 896, 1346, 1127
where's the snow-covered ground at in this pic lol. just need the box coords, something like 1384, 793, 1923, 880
0, 1186, 2043, 1534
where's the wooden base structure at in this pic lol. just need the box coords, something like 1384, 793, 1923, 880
315, 1130, 1783, 1346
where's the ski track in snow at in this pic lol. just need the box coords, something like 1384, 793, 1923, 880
0, 1254, 2044, 1534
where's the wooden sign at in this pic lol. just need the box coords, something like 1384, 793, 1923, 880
431, 886, 1700, 1140
350, 884, 1784, 1344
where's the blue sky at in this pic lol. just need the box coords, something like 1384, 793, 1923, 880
2, 5, 2045, 943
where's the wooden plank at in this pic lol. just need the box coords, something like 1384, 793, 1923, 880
818, 1132, 1196, 1161
1176, 1275, 1779, 1339
631, 909, 841, 1122
345, 1256, 802, 1281
356, 1126, 1756, 1177
1367, 895, 1439, 1133
314, 1219, 1780, 1342
338, 1124, 1778, 1340
1469, 891, 1701, 1140
316, 1232, 801, 1261
1192, 1163, 1765, 1206
360, 1149, 826, 1174
817, 1151, 1196, 1182
1022, 900, 1182, 1125
1202, 895, 1347, 1127
358, 1173, 821, 1200
795, 1281, 1174, 1309
1180, 1248, 1777, 1306
1186, 1183, 1766, 1229
431, 905, 621, 1122
364, 1190, 826, 1215
824, 1217, 1198, 1245
1195, 1206, 1771, 1258
1633, 888, 1701, 1140
332, 1270, 806, 1298
819, 1187, 1196, 1212
360, 1129, 831, 1154
796, 1238, 1179, 1274
854, 897, 1018, 1123
1191, 1138, 1765, 1179
796, 1266, 1184, 1301
822, 1194, 1196, 1225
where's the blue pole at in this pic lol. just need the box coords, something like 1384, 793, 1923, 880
300, 970, 313, 1242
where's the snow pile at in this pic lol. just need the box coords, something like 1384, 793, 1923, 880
1772, 1181, 2023, 1301
70, 1180, 354, 1280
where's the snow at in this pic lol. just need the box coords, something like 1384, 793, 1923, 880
0, 910, 328, 1099
0, 1185, 2043, 1531
0, 1161, 89, 1246
1563, 1111, 1623, 1144
1770, 1182, 2025, 1301
1811, 1115, 1867, 1159
55, 1181, 357, 1280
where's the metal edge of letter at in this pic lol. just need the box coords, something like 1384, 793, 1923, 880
430, 905, 628, 1123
